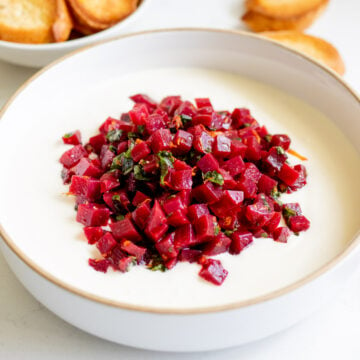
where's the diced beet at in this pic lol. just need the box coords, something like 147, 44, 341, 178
270, 134, 291, 150
252, 229, 269, 238
212, 135, 231, 157
245, 200, 273, 227
273, 227, 291, 243
263, 212, 282, 233
169, 169, 193, 190
231, 139, 247, 158
103, 189, 130, 212
230, 230, 253, 254
76, 203, 110, 226
218, 190, 244, 209
144, 113, 166, 135
290, 164, 307, 191
60, 145, 87, 168
218, 168, 237, 189
179, 248, 202, 263
174, 100, 197, 118
131, 200, 151, 230
173, 159, 191, 171
110, 218, 142, 242
244, 136, 262, 161
236, 177, 257, 199
193, 182, 223, 204
72, 158, 103, 178
100, 171, 120, 193
222, 156, 245, 177
194, 214, 218, 242
278, 163, 300, 186
150, 129, 172, 153
178, 189, 191, 206
88, 258, 111, 273
195, 98, 212, 109
173, 130, 193, 154
263, 147, 288, 175
61, 167, 74, 184
69, 175, 101, 201
197, 153, 220, 173
132, 191, 150, 207
128, 103, 149, 125
192, 113, 212, 127
83, 226, 104, 244
131, 141, 151, 162
155, 233, 178, 261
162, 195, 185, 215
187, 204, 210, 222
130, 94, 157, 112
231, 108, 254, 128
117, 141, 128, 154
167, 209, 190, 227
99, 117, 121, 134
219, 214, 239, 230
62, 130, 81, 145
144, 200, 168, 242
288, 215, 310, 232
120, 240, 147, 262
118, 257, 135, 272
199, 259, 228, 285
257, 174, 278, 195
141, 154, 158, 174
100, 145, 115, 170
89, 134, 106, 154
174, 224, 196, 249
243, 162, 262, 183
96, 232, 117, 255
164, 257, 177, 269
159, 96, 182, 116
203, 232, 232, 256
194, 130, 214, 154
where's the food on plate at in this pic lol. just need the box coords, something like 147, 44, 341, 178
60, 94, 310, 285
260, 31, 345, 75
0, 0, 57, 44
242, 0, 328, 32
0, 0, 138, 44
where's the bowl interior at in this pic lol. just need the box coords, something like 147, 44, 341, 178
0, 30, 359, 312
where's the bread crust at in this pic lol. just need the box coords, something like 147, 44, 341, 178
52, 0, 73, 42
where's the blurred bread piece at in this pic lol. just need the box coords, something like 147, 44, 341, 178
246, 0, 329, 19
52, 0, 73, 42
242, 2, 327, 32
0, 0, 56, 44
260, 31, 345, 75
67, 0, 138, 32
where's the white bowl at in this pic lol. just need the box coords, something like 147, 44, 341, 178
0, 29, 359, 352
0, 0, 150, 68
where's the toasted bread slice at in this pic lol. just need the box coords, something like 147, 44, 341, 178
260, 31, 345, 75
67, 0, 137, 30
0, 0, 56, 44
246, 0, 328, 19
242, 3, 326, 32
52, 0, 73, 42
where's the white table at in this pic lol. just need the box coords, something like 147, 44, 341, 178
1, 0, 359, 358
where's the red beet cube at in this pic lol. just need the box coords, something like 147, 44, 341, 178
160, 96, 182, 116
273, 227, 291, 243
192, 113, 212, 127
169, 169, 193, 190
120, 240, 147, 262
231, 108, 253, 128
203, 232, 232, 256
62, 130, 81, 145
173, 130, 193, 154
132, 191, 150, 207
100, 145, 115, 170
230, 230, 253, 254
197, 153, 220, 173
144, 200, 168, 242
218, 168, 237, 189
83, 226, 104, 244
130, 93, 157, 112
110, 218, 142, 242
76, 203, 110, 226
193, 182, 223, 204
187, 204, 210, 222
96, 232, 117, 255
231, 139, 247, 158
263, 147, 288, 174
88, 258, 111, 273
194, 214, 218, 241
118, 257, 135, 272
288, 215, 310, 232
195, 98, 212, 109
100, 171, 120, 193
72, 158, 103, 178
167, 209, 190, 227
243, 162, 262, 183
89, 134, 106, 154
223, 156, 245, 177
99, 117, 121, 134
131, 200, 151, 230
278, 163, 300, 186
131, 141, 151, 162
141, 154, 158, 174
128, 103, 149, 125
236, 177, 257, 199
60, 145, 87, 168
290, 164, 307, 191
244, 136, 262, 161
155, 232, 178, 261
162, 195, 186, 215
212, 135, 231, 157
264, 212, 282, 233
150, 129, 172, 153
219, 190, 244, 209
199, 259, 228, 285
218, 214, 239, 230
174, 224, 196, 249
144, 113, 166, 135
270, 134, 291, 150
179, 248, 202, 263
245, 201, 273, 227
257, 174, 278, 195
193, 130, 213, 153
69, 175, 101, 201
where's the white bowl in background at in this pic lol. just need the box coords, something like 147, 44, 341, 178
0, 29, 359, 351
0, 0, 150, 68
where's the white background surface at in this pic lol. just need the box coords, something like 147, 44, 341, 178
0, 0, 359, 358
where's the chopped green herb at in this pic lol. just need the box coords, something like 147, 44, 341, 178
157, 151, 175, 185
276, 146, 286, 155
180, 114, 192, 125
137, 125, 145, 134
63, 132, 73, 138
270, 187, 281, 199
134, 164, 150, 181
115, 214, 125, 221
112, 194, 121, 202
282, 207, 297, 218
106, 129, 123, 143
127, 132, 137, 139
109, 144, 117, 153
203, 171, 224, 186
224, 230, 235, 236
260, 232, 268, 238
122, 157, 134, 175
264, 134, 272, 143
148, 254, 167, 272
244, 123, 251, 127
214, 224, 220, 236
